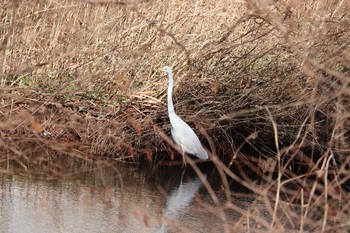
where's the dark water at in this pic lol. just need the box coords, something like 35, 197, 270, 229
0, 165, 264, 233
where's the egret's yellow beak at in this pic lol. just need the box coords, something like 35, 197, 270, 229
157, 67, 165, 72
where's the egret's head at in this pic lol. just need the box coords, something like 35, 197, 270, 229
159, 66, 172, 74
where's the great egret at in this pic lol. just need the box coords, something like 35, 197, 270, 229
159, 66, 208, 160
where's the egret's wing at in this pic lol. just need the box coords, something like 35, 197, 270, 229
169, 113, 208, 159
171, 126, 182, 149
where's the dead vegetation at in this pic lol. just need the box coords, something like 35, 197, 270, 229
0, 0, 349, 232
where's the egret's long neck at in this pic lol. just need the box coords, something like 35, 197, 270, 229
167, 71, 175, 115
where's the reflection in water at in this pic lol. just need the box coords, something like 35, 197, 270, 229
159, 174, 207, 233
0, 167, 276, 233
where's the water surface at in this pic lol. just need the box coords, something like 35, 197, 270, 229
0, 166, 261, 233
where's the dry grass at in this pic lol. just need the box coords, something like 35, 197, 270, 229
0, 0, 349, 231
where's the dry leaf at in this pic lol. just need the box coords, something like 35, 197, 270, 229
143, 147, 153, 162
19, 110, 43, 133
127, 116, 142, 137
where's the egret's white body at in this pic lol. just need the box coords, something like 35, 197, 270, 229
160, 66, 208, 160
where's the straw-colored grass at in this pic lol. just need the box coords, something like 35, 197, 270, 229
1, 0, 349, 231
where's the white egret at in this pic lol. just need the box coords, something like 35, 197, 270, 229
159, 66, 208, 160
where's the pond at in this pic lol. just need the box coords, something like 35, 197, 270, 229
0, 164, 270, 233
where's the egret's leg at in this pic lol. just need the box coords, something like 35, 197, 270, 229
182, 151, 187, 167
180, 169, 186, 185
